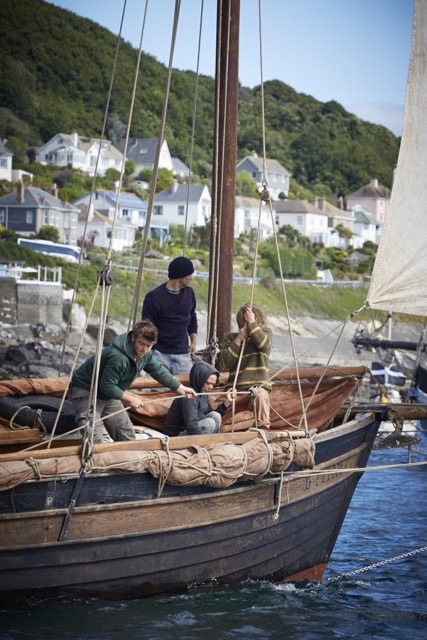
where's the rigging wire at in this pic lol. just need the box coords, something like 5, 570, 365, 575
182, 0, 205, 255
130, 0, 182, 326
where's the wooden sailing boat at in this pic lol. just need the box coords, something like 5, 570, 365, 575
2, 0, 421, 607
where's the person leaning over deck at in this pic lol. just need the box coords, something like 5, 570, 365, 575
141, 256, 197, 375
163, 359, 235, 436
68, 320, 196, 444
218, 303, 273, 430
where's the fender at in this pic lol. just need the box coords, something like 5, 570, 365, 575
0, 394, 76, 434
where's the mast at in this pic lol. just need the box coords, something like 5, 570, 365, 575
207, 0, 240, 347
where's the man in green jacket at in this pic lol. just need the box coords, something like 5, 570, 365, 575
68, 319, 196, 443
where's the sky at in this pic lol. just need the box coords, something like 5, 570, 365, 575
48, 0, 415, 136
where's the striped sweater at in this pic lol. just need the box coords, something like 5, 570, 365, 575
219, 321, 272, 391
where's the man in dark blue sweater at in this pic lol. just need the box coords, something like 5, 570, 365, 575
141, 256, 198, 375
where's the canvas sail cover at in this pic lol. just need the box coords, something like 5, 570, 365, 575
367, 0, 427, 316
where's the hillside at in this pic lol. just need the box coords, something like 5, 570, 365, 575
0, 0, 400, 196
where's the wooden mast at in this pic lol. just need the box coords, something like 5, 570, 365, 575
207, 0, 240, 347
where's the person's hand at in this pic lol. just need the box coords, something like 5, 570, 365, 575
225, 388, 237, 407
122, 390, 144, 409
244, 307, 256, 324
177, 384, 197, 398
235, 326, 249, 345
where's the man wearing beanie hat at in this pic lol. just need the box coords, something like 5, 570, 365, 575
141, 256, 198, 375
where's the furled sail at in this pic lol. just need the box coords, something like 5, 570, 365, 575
367, 0, 427, 316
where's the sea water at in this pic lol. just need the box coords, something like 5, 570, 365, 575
1, 448, 426, 640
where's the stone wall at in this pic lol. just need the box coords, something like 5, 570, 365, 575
0, 279, 63, 325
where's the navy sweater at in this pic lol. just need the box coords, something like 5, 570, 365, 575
141, 283, 198, 354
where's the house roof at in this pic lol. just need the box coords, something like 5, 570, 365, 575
154, 184, 209, 203
172, 157, 190, 174
51, 134, 124, 160
75, 189, 147, 211
0, 140, 12, 155
235, 196, 264, 208
237, 155, 291, 176
348, 180, 391, 199
352, 206, 379, 225
117, 138, 162, 164
0, 186, 78, 211
273, 199, 328, 216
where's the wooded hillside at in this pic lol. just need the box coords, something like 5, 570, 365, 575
0, 0, 400, 197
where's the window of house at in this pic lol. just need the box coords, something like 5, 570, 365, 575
0, 157, 7, 168
43, 210, 49, 225
297, 215, 303, 225
178, 205, 184, 216
122, 209, 130, 218
153, 206, 163, 216
26, 210, 34, 224
90, 156, 97, 167
0, 209, 5, 223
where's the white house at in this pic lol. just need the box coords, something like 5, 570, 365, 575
77, 205, 135, 253
152, 182, 211, 229
236, 152, 291, 200
273, 199, 331, 245
351, 205, 381, 245
36, 132, 125, 177
311, 197, 357, 249
0, 140, 13, 182
234, 196, 274, 239
73, 189, 147, 229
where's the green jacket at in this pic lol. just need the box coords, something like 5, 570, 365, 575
72, 331, 180, 400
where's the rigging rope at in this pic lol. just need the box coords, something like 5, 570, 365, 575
182, 0, 205, 255
130, 0, 182, 326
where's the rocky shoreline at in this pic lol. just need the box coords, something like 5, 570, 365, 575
0, 311, 424, 380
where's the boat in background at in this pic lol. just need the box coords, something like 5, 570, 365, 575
0, 0, 426, 608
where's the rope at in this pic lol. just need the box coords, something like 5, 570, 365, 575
182, 0, 205, 254
58, 0, 129, 378
328, 545, 427, 582
131, 0, 181, 326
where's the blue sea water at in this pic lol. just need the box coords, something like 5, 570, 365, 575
1, 447, 426, 640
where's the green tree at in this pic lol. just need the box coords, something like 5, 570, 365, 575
37, 226, 60, 242
235, 171, 259, 198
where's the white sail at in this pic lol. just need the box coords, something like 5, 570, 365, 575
367, 0, 427, 316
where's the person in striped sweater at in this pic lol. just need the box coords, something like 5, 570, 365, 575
218, 304, 272, 429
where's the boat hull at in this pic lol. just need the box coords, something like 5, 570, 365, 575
0, 413, 378, 607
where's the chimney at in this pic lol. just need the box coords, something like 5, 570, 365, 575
172, 180, 179, 193
337, 196, 344, 210
51, 183, 58, 199
71, 131, 78, 146
17, 181, 25, 204
318, 197, 325, 211
370, 177, 378, 188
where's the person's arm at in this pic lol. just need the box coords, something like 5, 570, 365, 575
176, 384, 197, 398
218, 330, 247, 371
189, 332, 197, 354
181, 397, 202, 433
244, 307, 272, 353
